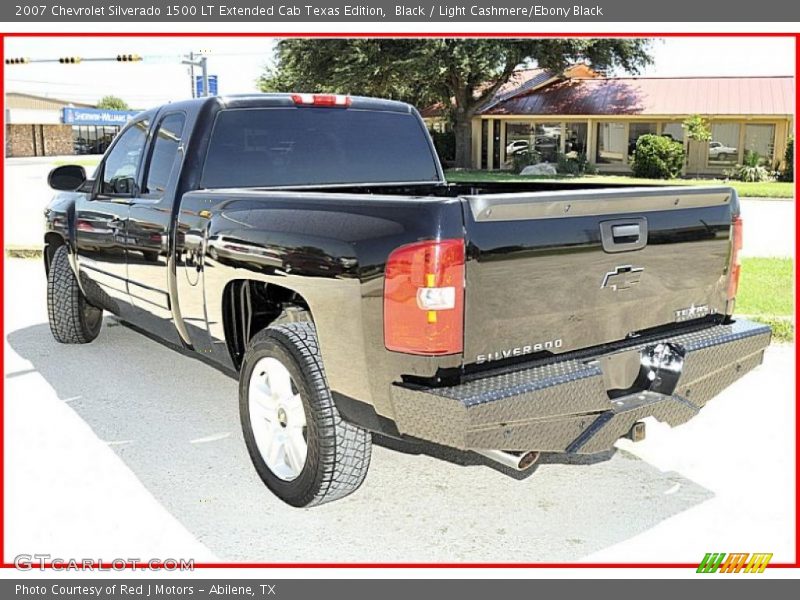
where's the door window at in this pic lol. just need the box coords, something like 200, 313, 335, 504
144, 114, 186, 198
100, 120, 149, 196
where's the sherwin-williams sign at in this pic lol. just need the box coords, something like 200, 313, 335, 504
62, 107, 139, 126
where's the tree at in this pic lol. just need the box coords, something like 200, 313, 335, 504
97, 95, 130, 111
682, 114, 711, 142
682, 114, 711, 178
259, 39, 653, 167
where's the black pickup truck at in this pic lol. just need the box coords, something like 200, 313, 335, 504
45, 93, 770, 507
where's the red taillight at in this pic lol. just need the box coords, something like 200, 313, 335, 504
384, 239, 465, 355
291, 93, 351, 108
728, 214, 743, 300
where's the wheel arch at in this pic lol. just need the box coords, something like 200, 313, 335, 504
222, 278, 314, 371
43, 232, 67, 275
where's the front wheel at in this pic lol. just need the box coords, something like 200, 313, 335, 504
47, 245, 103, 344
239, 322, 372, 507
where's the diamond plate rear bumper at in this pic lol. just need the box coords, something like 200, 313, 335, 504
390, 319, 771, 453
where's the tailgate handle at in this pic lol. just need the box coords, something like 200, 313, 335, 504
600, 218, 648, 253
612, 224, 640, 240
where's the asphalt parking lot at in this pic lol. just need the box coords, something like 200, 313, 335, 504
4, 257, 795, 564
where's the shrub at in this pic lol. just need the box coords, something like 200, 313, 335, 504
631, 134, 686, 179
780, 136, 794, 182
725, 151, 773, 182
429, 130, 456, 167
556, 152, 592, 176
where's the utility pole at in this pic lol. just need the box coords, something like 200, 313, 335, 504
188, 51, 195, 98
181, 52, 209, 97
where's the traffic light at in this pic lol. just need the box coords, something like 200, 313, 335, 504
58, 56, 81, 64
116, 54, 141, 62
5, 57, 30, 65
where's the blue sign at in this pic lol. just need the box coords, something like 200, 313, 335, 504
195, 75, 218, 97
62, 107, 139, 127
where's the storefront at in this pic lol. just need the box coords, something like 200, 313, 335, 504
62, 107, 139, 155
5, 93, 138, 157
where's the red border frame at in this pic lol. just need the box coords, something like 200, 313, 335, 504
0, 30, 797, 571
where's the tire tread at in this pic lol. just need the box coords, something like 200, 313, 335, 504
47, 245, 101, 344
245, 322, 371, 507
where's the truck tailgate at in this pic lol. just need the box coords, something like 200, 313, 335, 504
461, 186, 736, 365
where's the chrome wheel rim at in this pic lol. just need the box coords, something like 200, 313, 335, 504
248, 357, 308, 481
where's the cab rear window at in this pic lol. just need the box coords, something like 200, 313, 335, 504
201, 107, 440, 188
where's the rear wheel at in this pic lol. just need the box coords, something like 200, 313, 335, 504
239, 322, 372, 507
47, 245, 102, 344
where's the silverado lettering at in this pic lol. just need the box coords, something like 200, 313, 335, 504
477, 340, 564, 364
43, 93, 771, 508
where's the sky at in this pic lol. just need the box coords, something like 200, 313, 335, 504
3, 36, 794, 110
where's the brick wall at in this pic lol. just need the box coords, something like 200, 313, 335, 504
42, 125, 74, 156
6, 124, 74, 157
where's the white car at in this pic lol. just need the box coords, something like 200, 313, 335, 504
708, 141, 737, 161
505, 140, 529, 155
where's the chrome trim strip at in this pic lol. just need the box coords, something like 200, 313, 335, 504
466, 186, 733, 222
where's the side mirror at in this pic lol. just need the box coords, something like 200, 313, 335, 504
48, 165, 87, 191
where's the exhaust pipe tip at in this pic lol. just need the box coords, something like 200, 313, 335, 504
517, 450, 540, 470
474, 449, 540, 471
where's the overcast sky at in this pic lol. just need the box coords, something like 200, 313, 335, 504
4, 36, 794, 110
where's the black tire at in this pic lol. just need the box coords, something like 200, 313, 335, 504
239, 322, 372, 507
47, 245, 103, 344
717, 153, 728, 161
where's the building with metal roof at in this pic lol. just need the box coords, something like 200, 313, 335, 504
467, 72, 794, 174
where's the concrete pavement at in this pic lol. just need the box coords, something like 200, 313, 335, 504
3, 257, 795, 564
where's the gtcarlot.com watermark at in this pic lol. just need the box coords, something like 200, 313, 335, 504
14, 554, 195, 571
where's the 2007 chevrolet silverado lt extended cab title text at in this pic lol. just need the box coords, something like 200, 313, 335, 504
44, 94, 771, 507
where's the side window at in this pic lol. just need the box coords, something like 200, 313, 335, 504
101, 120, 149, 196
144, 114, 186, 198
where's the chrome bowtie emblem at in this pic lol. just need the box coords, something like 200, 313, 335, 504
601, 265, 644, 291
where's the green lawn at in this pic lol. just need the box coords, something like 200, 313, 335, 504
53, 157, 102, 168
736, 258, 794, 341
445, 170, 794, 199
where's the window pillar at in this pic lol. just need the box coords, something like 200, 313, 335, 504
486, 119, 495, 170
471, 118, 481, 168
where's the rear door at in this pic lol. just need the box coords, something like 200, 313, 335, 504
461, 187, 735, 366
125, 111, 187, 346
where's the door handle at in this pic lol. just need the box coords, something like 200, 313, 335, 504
612, 224, 641, 241
600, 218, 648, 253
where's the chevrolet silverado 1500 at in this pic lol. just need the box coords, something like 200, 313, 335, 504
44, 93, 770, 507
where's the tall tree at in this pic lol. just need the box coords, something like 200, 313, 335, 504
259, 39, 653, 167
97, 95, 130, 111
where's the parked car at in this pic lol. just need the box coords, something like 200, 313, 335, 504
44, 93, 770, 507
505, 139, 529, 155
709, 141, 738, 161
